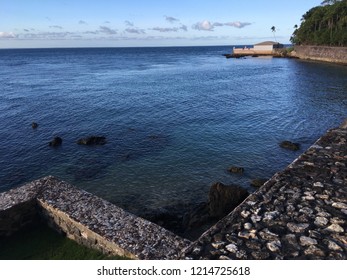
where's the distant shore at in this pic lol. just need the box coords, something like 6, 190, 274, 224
224, 45, 347, 65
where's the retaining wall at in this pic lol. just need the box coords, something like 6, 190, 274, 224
294, 45, 347, 64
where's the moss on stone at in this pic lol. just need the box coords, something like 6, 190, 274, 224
0, 223, 127, 260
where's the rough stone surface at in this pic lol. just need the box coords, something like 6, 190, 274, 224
0, 176, 190, 259
182, 120, 347, 260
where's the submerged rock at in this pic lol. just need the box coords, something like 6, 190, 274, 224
228, 166, 244, 174
49, 136, 62, 147
280, 141, 300, 151
250, 178, 268, 188
31, 122, 38, 129
77, 136, 106, 145
209, 182, 249, 219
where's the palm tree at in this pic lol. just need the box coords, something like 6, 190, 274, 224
271, 26, 277, 42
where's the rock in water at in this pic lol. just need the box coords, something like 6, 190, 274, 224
280, 141, 300, 151
49, 137, 62, 147
228, 166, 244, 174
77, 136, 106, 145
31, 122, 38, 129
250, 178, 268, 188
209, 182, 249, 218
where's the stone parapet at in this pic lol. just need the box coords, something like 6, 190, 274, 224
181, 121, 347, 259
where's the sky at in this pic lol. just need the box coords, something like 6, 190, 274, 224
0, 0, 323, 48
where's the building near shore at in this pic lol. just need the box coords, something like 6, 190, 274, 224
233, 41, 284, 55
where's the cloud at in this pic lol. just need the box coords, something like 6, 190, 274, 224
192, 20, 214, 31
192, 20, 252, 31
99, 26, 117, 35
150, 27, 181, 33
49, 25, 63, 29
79, 20, 87, 25
125, 21, 134, 27
85, 30, 98, 35
0, 31, 16, 39
180, 24, 188, 32
165, 16, 179, 24
125, 28, 146, 34
18, 31, 73, 40
225, 21, 252, 28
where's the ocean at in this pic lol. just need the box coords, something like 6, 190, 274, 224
0, 46, 346, 215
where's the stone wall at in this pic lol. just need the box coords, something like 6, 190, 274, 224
0, 181, 42, 237
294, 45, 347, 64
0, 200, 39, 237
0, 176, 190, 259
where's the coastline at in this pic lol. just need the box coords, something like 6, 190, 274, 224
224, 45, 347, 65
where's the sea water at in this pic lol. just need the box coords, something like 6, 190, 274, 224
0, 46, 346, 214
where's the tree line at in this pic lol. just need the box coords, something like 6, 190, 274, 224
291, 0, 347, 46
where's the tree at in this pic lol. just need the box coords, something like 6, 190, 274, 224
291, 0, 347, 46
271, 26, 277, 42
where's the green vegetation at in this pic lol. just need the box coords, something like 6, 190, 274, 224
0, 223, 127, 260
291, 0, 347, 46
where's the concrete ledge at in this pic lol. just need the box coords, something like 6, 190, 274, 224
0, 176, 190, 259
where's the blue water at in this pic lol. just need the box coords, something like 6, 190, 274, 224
0, 46, 346, 213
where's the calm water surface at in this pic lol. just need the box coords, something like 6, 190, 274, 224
0, 46, 346, 213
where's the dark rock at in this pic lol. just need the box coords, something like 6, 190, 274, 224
223, 54, 246, 59
77, 136, 106, 145
280, 141, 300, 151
223, 54, 233, 59
31, 122, 38, 129
250, 178, 268, 188
228, 166, 244, 174
209, 182, 249, 219
49, 137, 62, 147
182, 202, 210, 229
